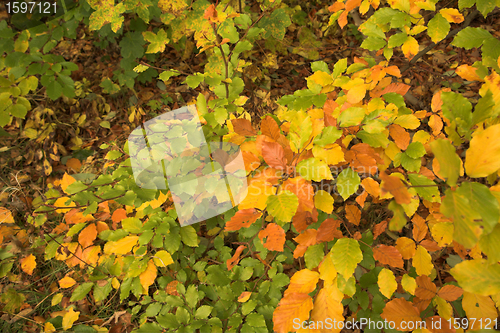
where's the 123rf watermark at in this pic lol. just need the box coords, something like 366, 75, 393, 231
293, 317, 499, 331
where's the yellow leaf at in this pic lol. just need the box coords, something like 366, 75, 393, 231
462, 292, 497, 330
401, 274, 416, 295
402, 36, 419, 60
51, 293, 63, 306
59, 276, 77, 288
285, 269, 320, 296
439, 8, 464, 23
62, 308, 80, 330
153, 250, 174, 267
413, 245, 433, 276
314, 190, 334, 214
431, 222, 454, 247
112, 277, 120, 289
273, 293, 314, 333
104, 236, 139, 255
309, 71, 333, 87
139, 259, 157, 294
312, 144, 345, 165
433, 295, 453, 320
465, 124, 500, 177
43, 159, 52, 176
319, 252, 337, 286
455, 65, 483, 81
394, 114, 420, 129
238, 179, 274, 210
378, 268, 397, 298
238, 291, 252, 302
0, 207, 15, 224
310, 284, 345, 333
53, 197, 76, 214
136, 191, 169, 215
60, 173, 76, 194
395, 237, 416, 259
44, 322, 56, 333
347, 84, 367, 104
20, 254, 36, 275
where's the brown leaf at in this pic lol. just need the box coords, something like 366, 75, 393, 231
373, 220, 387, 240
381, 298, 421, 331
316, 218, 342, 243
345, 204, 361, 225
260, 116, 281, 141
415, 275, 437, 300
420, 239, 441, 252
437, 285, 463, 302
411, 214, 427, 242
373, 245, 404, 268
231, 118, 256, 136
389, 124, 410, 150
380, 172, 411, 204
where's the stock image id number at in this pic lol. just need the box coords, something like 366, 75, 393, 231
5, 1, 57, 14
447, 317, 498, 330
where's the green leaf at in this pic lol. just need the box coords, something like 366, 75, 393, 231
361, 36, 386, 51
180, 225, 198, 247
332, 58, 347, 78
185, 73, 204, 89
246, 313, 266, 327
70, 282, 94, 302
452, 27, 493, 49
258, 8, 291, 40
338, 107, 365, 127
472, 90, 497, 125
311, 61, 330, 74
388, 200, 407, 231
476, 0, 497, 16
89, 2, 125, 32
331, 238, 363, 278
143, 29, 169, 54
266, 191, 299, 222
296, 158, 333, 182
313, 126, 342, 146
458, 0, 475, 9
185, 285, 199, 309
206, 265, 231, 286
46, 80, 62, 100
122, 217, 143, 233
405, 142, 426, 159
336, 167, 361, 200
408, 174, 440, 202
159, 70, 181, 83
450, 259, 500, 296
429, 139, 461, 186
94, 280, 113, 302
388, 33, 408, 48
427, 13, 450, 43
304, 244, 324, 270
441, 92, 472, 136
136, 322, 162, 333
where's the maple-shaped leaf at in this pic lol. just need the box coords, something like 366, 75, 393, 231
413, 245, 433, 276
260, 115, 281, 141
316, 218, 342, 243
395, 237, 416, 259
258, 223, 286, 251
293, 230, 318, 258
381, 298, 421, 331
231, 118, 256, 136
273, 293, 313, 333
262, 141, 287, 170
139, 259, 157, 294
373, 245, 404, 268
20, 254, 36, 275
415, 275, 437, 300
266, 191, 299, 222
378, 268, 397, 298
310, 284, 345, 333
62, 308, 80, 331
103, 235, 139, 255
380, 172, 411, 204
345, 204, 361, 226
285, 269, 320, 296
225, 208, 261, 231
226, 245, 246, 271
78, 223, 97, 249
437, 285, 463, 301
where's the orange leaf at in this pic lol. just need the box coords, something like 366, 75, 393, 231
355, 190, 368, 208
316, 218, 342, 242
273, 293, 314, 333
238, 291, 252, 302
166, 280, 180, 296
385, 66, 401, 78
281, 176, 315, 213
373, 245, 404, 268
328, 2, 345, 12
455, 65, 483, 81
389, 124, 410, 150
292, 209, 317, 233
80, 246, 101, 269
59, 276, 77, 288
78, 223, 97, 249
285, 269, 320, 296
412, 214, 428, 242
437, 285, 463, 302
0, 207, 15, 223
258, 223, 286, 252
361, 177, 380, 198
395, 236, 416, 259
261, 141, 287, 170
242, 151, 261, 173
420, 239, 441, 252
380, 172, 411, 204
231, 118, 257, 136
260, 116, 281, 141
415, 275, 437, 300
381, 298, 421, 331
60, 173, 76, 194
66, 158, 82, 172
227, 245, 246, 271
373, 220, 387, 240
65, 209, 94, 225
345, 204, 361, 225
139, 260, 157, 294
225, 209, 261, 231
428, 114, 444, 135
203, 4, 217, 20
374, 83, 411, 98
293, 230, 318, 258
20, 254, 36, 275
111, 209, 127, 223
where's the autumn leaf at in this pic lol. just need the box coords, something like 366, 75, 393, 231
380, 172, 411, 204
293, 229, 318, 258
259, 223, 286, 251
415, 275, 437, 300
440, 8, 464, 23
395, 237, 416, 259
402, 36, 419, 60
238, 291, 252, 302
378, 268, 397, 298
273, 293, 314, 333
262, 141, 287, 170
103, 235, 139, 255
0, 207, 15, 223
310, 285, 344, 333
231, 118, 257, 136
373, 245, 404, 268
153, 250, 174, 267
225, 208, 261, 231
345, 204, 361, 226
227, 245, 246, 271
437, 285, 463, 302
139, 259, 157, 294
389, 124, 410, 150
60, 173, 76, 194
20, 254, 36, 275
260, 116, 281, 141
314, 190, 334, 214
381, 298, 421, 331
285, 269, 320, 295
373, 220, 387, 240
59, 276, 77, 288
330, 238, 363, 278
455, 64, 483, 81
319, 252, 337, 286
462, 291, 497, 330
361, 177, 380, 198
413, 245, 433, 276
266, 191, 299, 222
78, 223, 97, 249
412, 214, 428, 242
316, 218, 342, 243
62, 308, 80, 330
281, 176, 315, 213
465, 124, 500, 178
